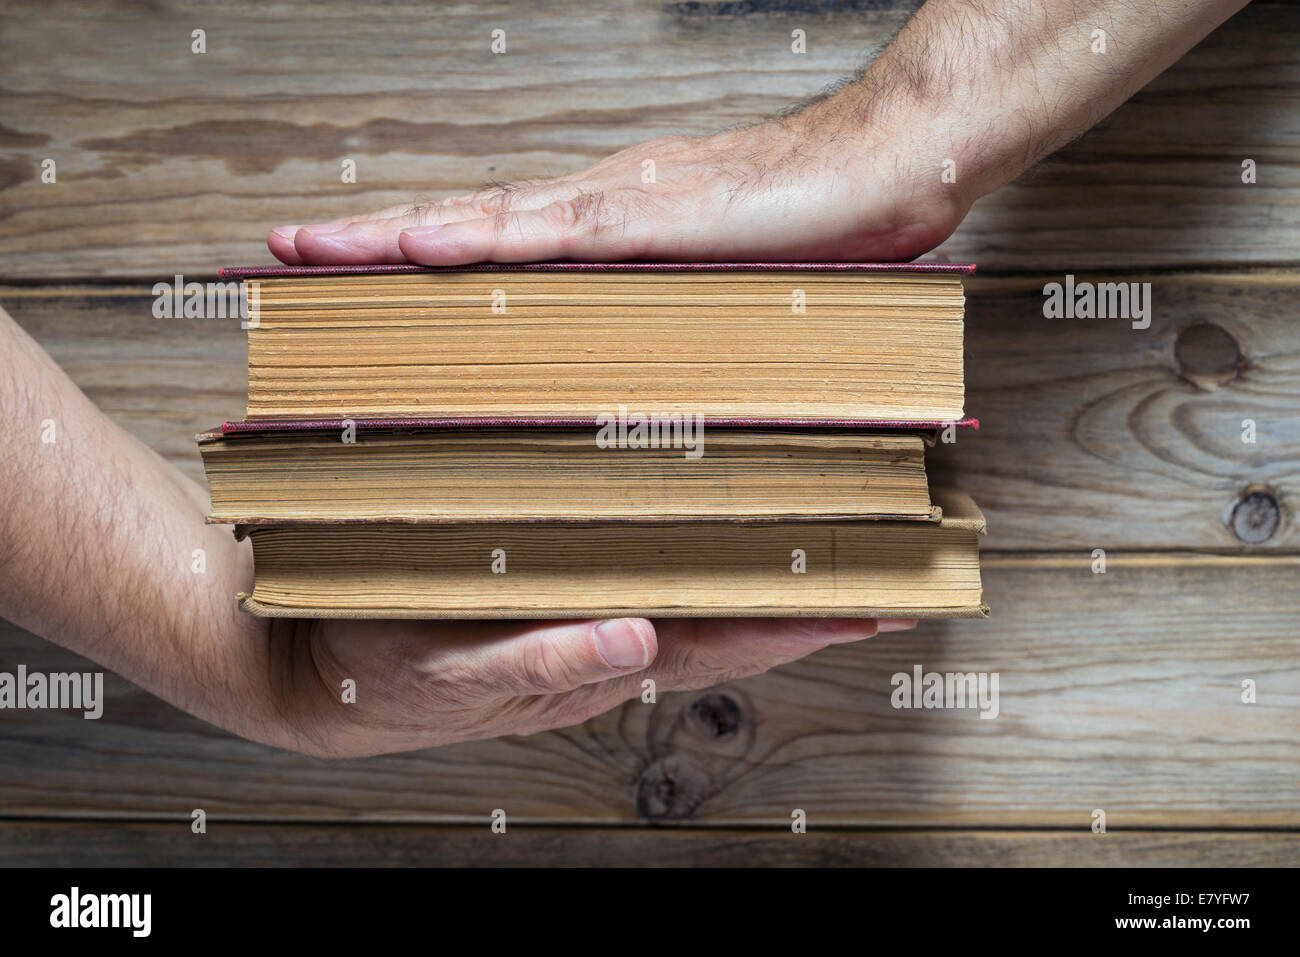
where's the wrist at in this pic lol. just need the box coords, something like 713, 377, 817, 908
791, 93, 976, 259
821, 74, 992, 206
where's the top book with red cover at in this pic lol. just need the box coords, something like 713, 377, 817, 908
224, 261, 975, 430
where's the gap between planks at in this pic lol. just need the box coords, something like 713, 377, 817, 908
981, 552, 1300, 568
0, 812, 1296, 833
3, 268, 1300, 297
2, 822, 1294, 866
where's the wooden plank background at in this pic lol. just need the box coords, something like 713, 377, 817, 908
2, 0, 1298, 276
1, 0, 1297, 865
3, 823, 1298, 867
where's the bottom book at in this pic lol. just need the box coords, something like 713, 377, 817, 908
235, 489, 987, 620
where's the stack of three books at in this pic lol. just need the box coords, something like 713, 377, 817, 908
199, 262, 986, 619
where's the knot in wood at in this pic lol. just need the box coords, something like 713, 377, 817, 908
1174, 321, 1243, 390
1228, 486, 1280, 544
635, 755, 713, 821
688, 693, 742, 740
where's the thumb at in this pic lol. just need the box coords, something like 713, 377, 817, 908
464, 618, 658, 699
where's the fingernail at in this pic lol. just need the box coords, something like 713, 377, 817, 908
400, 225, 443, 239
594, 619, 649, 669
300, 223, 350, 236
877, 618, 919, 633
271, 225, 303, 241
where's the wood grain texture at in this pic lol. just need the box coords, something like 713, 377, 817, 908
930, 272, 1300, 550
0, 822, 1294, 867
1, 1, 1296, 276
1, 556, 1296, 827
5, 272, 1295, 549
2, 0, 1297, 867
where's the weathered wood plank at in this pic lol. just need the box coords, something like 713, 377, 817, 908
0, 821, 1295, 867
5, 272, 1296, 549
2, 284, 247, 478
932, 272, 1300, 551
2, 556, 1296, 826
0, 1, 1296, 276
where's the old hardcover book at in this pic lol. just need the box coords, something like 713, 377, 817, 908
198, 427, 937, 523
234, 488, 987, 620
219, 262, 972, 424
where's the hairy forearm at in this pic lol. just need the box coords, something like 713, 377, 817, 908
0, 305, 289, 745
811, 0, 1249, 204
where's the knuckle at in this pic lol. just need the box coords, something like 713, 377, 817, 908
547, 200, 582, 231
551, 191, 608, 232
516, 638, 583, 694
548, 192, 622, 256
475, 190, 513, 215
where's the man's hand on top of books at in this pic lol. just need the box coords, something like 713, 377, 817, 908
266, 0, 1247, 270
267, 109, 966, 267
